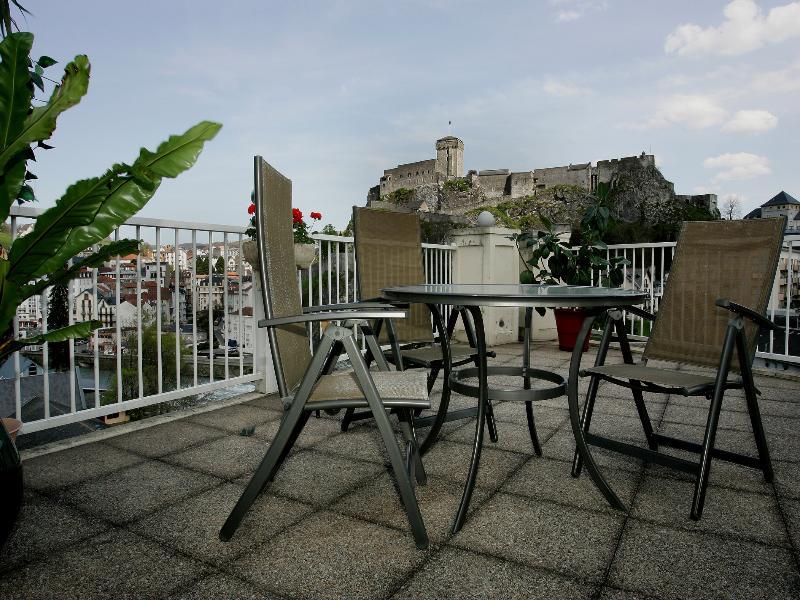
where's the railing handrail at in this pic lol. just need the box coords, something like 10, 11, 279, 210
10, 205, 248, 235
310, 232, 456, 251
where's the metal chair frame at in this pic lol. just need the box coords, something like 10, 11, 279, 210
571, 219, 784, 519
220, 157, 429, 549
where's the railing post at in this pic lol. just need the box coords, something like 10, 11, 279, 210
450, 225, 520, 345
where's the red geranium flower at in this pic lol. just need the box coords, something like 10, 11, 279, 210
292, 207, 303, 224
248, 203, 256, 215
310, 211, 322, 220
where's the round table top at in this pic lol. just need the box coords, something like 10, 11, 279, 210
381, 283, 648, 308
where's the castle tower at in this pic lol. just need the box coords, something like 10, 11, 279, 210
435, 137, 464, 179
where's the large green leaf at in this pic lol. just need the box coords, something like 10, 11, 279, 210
0, 32, 33, 221
7, 121, 221, 285
19, 238, 141, 300
0, 53, 90, 179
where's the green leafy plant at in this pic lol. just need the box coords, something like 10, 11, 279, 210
514, 199, 630, 314
0, 32, 221, 363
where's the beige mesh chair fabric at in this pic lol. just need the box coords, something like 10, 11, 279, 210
643, 218, 784, 372
353, 207, 433, 344
257, 160, 312, 392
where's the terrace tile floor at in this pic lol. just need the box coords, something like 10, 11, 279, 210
2, 342, 800, 599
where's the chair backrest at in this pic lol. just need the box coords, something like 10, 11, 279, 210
254, 156, 311, 396
353, 206, 433, 344
643, 218, 784, 371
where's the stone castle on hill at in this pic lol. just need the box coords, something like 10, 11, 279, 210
366, 136, 717, 219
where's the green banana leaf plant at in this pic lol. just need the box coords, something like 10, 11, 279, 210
0, 32, 221, 363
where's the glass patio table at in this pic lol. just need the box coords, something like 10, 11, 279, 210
381, 283, 648, 534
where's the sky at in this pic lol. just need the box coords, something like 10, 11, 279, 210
22, 0, 800, 229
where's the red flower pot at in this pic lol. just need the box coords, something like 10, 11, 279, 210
554, 308, 590, 352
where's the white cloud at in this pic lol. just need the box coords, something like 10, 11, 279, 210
542, 78, 593, 96
722, 109, 778, 132
751, 60, 800, 92
549, 0, 608, 23
641, 95, 728, 129
703, 152, 771, 181
665, 0, 800, 56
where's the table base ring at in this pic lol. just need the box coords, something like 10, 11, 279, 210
451, 365, 566, 402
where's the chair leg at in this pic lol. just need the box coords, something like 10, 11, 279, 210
614, 317, 657, 451
262, 411, 311, 490
486, 400, 499, 443
398, 409, 427, 486
341, 407, 355, 432
220, 402, 307, 541
525, 402, 543, 456
691, 322, 738, 520
736, 329, 774, 482
572, 314, 616, 476
343, 335, 429, 550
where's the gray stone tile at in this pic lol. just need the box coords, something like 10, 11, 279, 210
422, 440, 527, 491
0, 490, 109, 573
503, 457, 641, 514
608, 519, 800, 600
188, 403, 282, 434
774, 460, 800, 500
250, 413, 342, 446
392, 547, 594, 599
632, 475, 788, 546
542, 428, 643, 473
450, 493, 624, 583
491, 402, 569, 430
661, 403, 754, 431
332, 471, 489, 544
267, 449, 384, 506
232, 511, 426, 600
644, 456, 773, 496
589, 395, 666, 420
131, 482, 313, 566
312, 423, 392, 463
598, 587, 659, 599
242, 393, 285, 411
22, 442, 143, 491
164, 434, 272, 480
170, 572, 279, 599
445, 416, 557, 455
755, 398, 800, 420
104, 419, 224, 457
0, 529, 205, 600
781, 498, 800, 551
767, 430, 800, 463
61, 460, 220, 524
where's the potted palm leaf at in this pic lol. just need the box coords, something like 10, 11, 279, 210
515, 198, 629, 351
0, 31, 220, 552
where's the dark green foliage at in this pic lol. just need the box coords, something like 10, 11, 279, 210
442, 178, 470, 193
46, 281, 70, 371
102, 321, 191, 420
384, 187, 414, 205
214, 256, 225, 274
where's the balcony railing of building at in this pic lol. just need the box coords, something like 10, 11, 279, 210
6, 206, 261, 435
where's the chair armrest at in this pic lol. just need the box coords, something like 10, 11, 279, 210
624, 305, 656, 321
303, 301, 391, 313
259, 307, 408, 328
715, 299, 780, 331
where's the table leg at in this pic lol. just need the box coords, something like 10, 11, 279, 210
418, 303, 452, 455
568, 313, 627, 512
451, 304, 487, 535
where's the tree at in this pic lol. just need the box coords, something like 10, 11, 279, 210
214, 256, 225, 274
196, 255, 209, 275
722, 195, 742, 220
46, 282, 70, 371
103, 319, 190, 419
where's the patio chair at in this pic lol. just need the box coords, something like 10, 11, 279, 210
219, 157, 430, 549
572, 218, 785, 519
340, 206, 505, 453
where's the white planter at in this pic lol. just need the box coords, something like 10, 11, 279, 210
294, 243, 317, 269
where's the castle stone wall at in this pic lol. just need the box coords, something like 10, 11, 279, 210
380, 158, 437, 196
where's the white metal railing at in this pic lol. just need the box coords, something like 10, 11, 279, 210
298, 233, 456, 307
593, 238, 800, 365
6, 206, 261, 434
